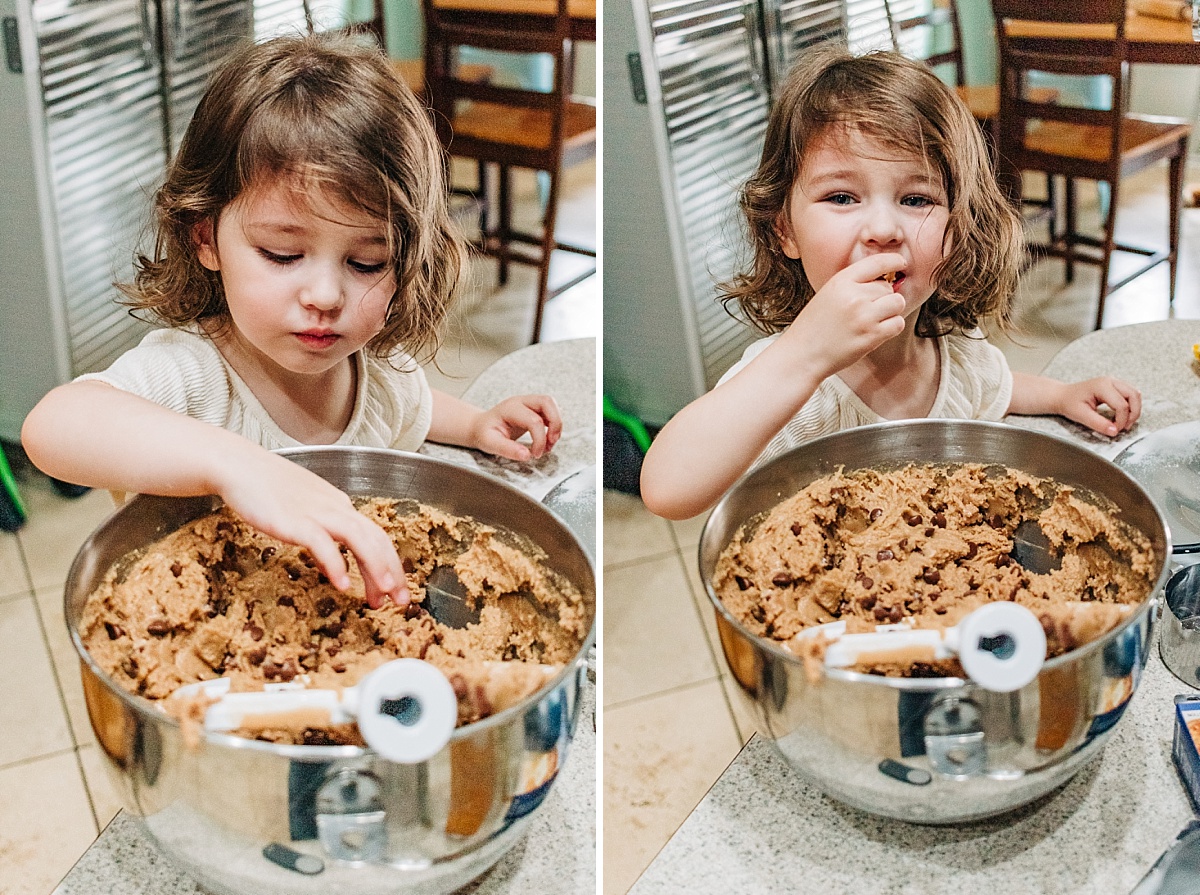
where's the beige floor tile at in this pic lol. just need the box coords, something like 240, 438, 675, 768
719, 674, 760, 745
0, 531, 30, 602
0, 751, 97, 895
603, 554, 719, 707
37, 587, 94, 749
78, 744, 124, 830
602, 490, 676, 567
602, 680, 743, 895
668, 510, 710, 555
0, 596, 73, 766
16, 482, 114, 595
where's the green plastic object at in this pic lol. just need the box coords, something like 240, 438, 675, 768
603, 395, 652, 454
0, 444, 27, 532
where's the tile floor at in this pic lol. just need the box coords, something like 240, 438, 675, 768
601, 159, 1200, 895
0, 160, 595, 895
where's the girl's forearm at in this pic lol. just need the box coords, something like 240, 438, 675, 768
640, 347, 825, 520
22, 380, 248, 496
425, 389, 483, 448
1007, 372, 1064, 417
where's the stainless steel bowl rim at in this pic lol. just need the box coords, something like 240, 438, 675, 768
699, 418, 1172, 689
67, 444, 596, 758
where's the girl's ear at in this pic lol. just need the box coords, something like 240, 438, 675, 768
773, 211, 801, 260
193, 219, 220, 271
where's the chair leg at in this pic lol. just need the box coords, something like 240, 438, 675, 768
1064, 176, 1076, 285
530, 167, 563, 344
1168, 148, 1185, 314
477, 161, 491, 237
1094, 179, 1119, 331
1044, 174, 1057, 243
498, 165, 512, 287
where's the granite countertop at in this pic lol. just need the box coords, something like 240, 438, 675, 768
53, 337, 598, 895
631, 321, 1200, 894
421, 337, 597, 505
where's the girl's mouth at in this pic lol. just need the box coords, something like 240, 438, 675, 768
880, 271, 906, 291
295, 331, 340, 349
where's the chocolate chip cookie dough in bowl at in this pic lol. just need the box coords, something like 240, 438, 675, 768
699, 420, 1169, 824
65, 446, 595, 895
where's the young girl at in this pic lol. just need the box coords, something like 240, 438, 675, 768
640, 49, 1141, 521
22, 33, 562, 607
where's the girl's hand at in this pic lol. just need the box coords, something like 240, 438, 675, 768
782, 253, 908, 377
469, 395, 563, 461
217, 450, 410, 610
1054, 376, 1142, 437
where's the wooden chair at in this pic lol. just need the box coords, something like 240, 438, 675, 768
422, 0, 597, 343
992, 0, 1191, 329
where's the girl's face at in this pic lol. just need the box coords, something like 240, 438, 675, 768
195, 179, 396, 377
777, 127, 950, 320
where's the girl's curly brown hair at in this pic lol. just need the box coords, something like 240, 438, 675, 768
723, 47, 1023, 338
120, 32, 464, 362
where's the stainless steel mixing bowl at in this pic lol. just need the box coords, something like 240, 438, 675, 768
66, 446, 595, 895
699, 420, 1170, 823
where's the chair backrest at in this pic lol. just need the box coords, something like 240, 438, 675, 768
992, 0, 1129, 186
881, 0, 966, 86
422, 0, 579, 168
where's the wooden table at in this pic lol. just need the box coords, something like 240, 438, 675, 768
1007, 11, 1200, 65
432, 0, 595, 41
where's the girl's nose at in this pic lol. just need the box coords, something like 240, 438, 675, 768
861, 202, 904, 245
301, 264, 344, 312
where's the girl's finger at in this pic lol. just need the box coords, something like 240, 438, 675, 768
503, 405, 549, 456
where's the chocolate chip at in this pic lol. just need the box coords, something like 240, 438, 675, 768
964, 543, 978, 561
317, 574, 329, 586
104, 621, 124, 640
873, 606, 890, 621
933, 512, 947, 528
260, 546, 276, 562
298, 551, 315, 568
245, 623, 264, 642
877, 549, 894, 562
246, 646, 267, 666
146, 618, 171, 637
888, 606, 903, 623
449, 673, 469, 700
285, 567, 302, 582
315, 597, 337, 617
278, 595, 295, 607
925, 528, 934, 537
898, 538, 908, 551
735, 575, 752, 591
326, 644, 340, 656
404, 602, 425, 620
870, 508, 883, 522
772, 572, 793, 587
170, 562, 182, 577
302, 729, 337, 746
922, 569, 940, 585
990, 514, 1004, 529
929, 590, 941, 602
859, 595, 877, 611
402, 558, 415, 573
996, 554, 1011, 568
331, 662, 346, 674
902, 510, 922, 526
934, 605, 947, 614
474, 684, 493, 718
791, 522, 803, 536
860, 576, 874, 589
317, 620, 344, 637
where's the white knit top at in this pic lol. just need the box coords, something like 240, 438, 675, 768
77, 329, 433, 452
718, 329, 1013, 466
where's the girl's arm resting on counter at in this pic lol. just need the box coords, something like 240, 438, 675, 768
21, 380, 409, 608
1008, 371, 1142, 436
427, 388, 562, 461
639, 345, 826, 521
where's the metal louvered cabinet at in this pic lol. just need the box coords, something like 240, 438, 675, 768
0, 0, 253, 442
604, 0, 865, 429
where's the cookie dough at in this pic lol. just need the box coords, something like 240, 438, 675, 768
81, 498, 587, 745
713, 463, 1157, 677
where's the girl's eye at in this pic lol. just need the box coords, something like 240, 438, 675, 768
349, 260, 389, 275
901, 194, 936, 208
259, 249, 300, 265
825, 193, 855, 206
